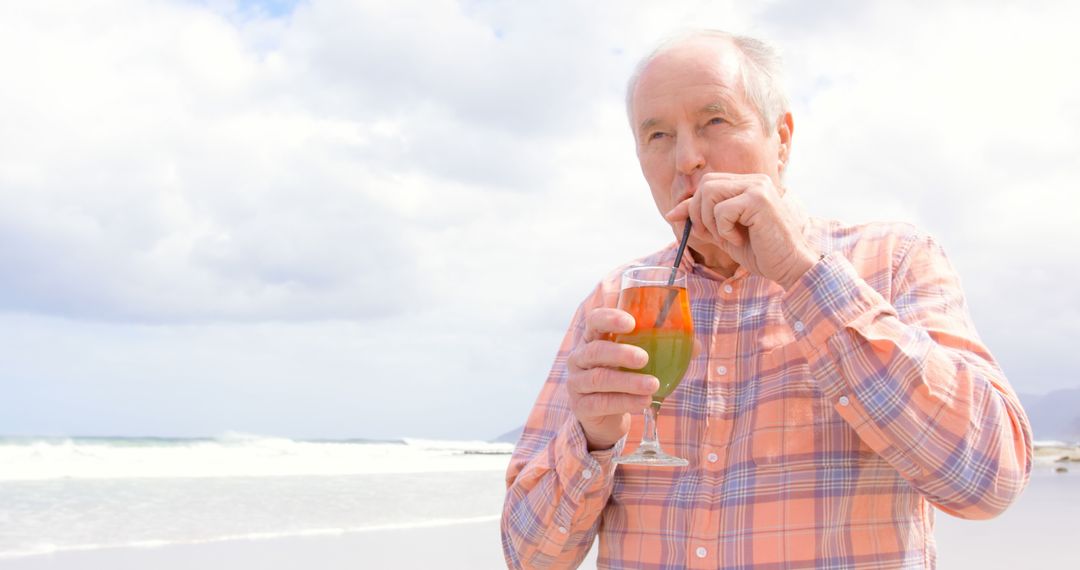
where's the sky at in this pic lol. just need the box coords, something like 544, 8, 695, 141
0, 0, 1078, 441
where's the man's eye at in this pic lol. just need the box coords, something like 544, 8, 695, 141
647, 131, 667, 141
706, 117, 726, 126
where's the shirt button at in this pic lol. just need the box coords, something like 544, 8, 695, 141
707, 452, 719, 463
838, 396, 851, 406
696, 546, 708, 558
582, 469, 592, 480
715, 365, 728, 375
558, 526, 568, 534
793, 321, 805, 333
723, 284, 733, 294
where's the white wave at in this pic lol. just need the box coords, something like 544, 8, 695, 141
1033, 440, 1076, 448
402, 438, 514, 454
0, 437, 512, 481
0, 515, 500, 559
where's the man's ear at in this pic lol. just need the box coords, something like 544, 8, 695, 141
776, 112, 794, 171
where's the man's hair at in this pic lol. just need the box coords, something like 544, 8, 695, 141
625, 30, 790, 134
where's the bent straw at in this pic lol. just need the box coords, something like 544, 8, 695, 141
653, 220, 692, 328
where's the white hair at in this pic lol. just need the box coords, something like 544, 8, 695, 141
626, 30, 791, 133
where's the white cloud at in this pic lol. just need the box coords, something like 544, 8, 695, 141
766, 0, 1080, 393
0, 1, 424, 321
0, 0, 1077, 438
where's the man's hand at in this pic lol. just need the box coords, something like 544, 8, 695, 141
567, 308, 660, 451
665, 172, 818, 290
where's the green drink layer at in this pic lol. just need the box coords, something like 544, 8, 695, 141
617, 329, 693, 403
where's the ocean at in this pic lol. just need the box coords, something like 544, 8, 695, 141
1, 435, 1078, 568
0, 435, 512, 559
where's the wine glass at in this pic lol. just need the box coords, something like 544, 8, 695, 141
612, 266, 694, 467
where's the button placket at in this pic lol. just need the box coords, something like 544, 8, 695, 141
705, 278, 738, 467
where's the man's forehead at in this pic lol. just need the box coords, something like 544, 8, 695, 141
640, 38, 741, 87
632, 38, 744, 117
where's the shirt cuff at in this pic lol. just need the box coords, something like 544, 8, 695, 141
781, 252, 894, 367
780, 252, 922, 479
538, 420, 622, 556
554, 419, 623, 501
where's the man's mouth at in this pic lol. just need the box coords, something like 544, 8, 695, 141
672, 174, 702, 205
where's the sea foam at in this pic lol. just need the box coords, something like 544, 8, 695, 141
0, 435, 513, 481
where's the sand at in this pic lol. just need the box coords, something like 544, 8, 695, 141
0, 518, 515, 570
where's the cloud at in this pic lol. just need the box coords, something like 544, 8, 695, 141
760, 0, 1080, 392
0, 1, 426, 322
0, 0, 1077, 438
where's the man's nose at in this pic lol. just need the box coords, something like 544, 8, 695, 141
674, 132, 705, 175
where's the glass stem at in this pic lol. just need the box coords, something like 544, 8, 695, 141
639, 402, 663, 456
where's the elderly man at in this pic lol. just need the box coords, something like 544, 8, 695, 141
502, 30, 1032, 569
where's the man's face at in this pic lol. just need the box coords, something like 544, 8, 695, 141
631, 39, 791, 251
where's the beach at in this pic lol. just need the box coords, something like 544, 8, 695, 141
0, 518, 511, 570
1, 437, 1077, 569
3, 469, 1078, 569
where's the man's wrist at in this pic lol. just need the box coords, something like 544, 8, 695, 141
585, 434, 621, 452
779, 249, 823, 291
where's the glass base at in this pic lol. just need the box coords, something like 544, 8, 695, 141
613, 441, 689, 467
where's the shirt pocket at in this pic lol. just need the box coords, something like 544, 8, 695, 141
749, 341, 827, 469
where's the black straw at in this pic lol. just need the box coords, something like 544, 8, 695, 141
654, 220, 692, 328
668, 220, 692, 285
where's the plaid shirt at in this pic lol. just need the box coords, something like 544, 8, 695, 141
502, 217, 1032, 569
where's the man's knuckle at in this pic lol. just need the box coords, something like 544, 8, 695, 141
567, 370, 585, 391
584, 315, 600, 335
567, 348, 582, 369
580, 369, 596, 392
599, 310, 619, 330
584, 341, 603, 365
591, 367, 612, 391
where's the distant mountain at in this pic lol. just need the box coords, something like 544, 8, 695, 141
492, 426, 523, 444
1017, 388, 1080, 443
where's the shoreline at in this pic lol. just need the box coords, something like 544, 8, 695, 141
1033, 442, 1080, 473
0, 518, 525, 570
0, 515, 502, 561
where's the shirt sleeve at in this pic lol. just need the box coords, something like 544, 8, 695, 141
501, 286, 625, 569
781, 232, 1033, 520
